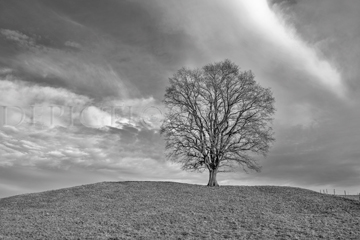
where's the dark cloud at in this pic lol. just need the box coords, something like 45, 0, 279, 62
0, 0, 203, 100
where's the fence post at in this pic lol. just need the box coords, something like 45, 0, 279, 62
344, 190, 346, 196
334, 189, 335, 195
326, 189, 328, 194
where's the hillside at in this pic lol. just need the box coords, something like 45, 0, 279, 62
0, 181, 360, 239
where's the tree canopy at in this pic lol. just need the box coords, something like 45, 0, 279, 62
161, 60, 275, 186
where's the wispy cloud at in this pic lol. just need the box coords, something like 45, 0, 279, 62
64, 41, 81, 49
0, 29, 35, 47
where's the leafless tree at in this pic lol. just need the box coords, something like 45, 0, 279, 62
161, 60, 275, 186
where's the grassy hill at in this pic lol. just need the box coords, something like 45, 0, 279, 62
0, 181, 360, 239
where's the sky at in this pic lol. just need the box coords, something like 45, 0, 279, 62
0, 0, 359, 198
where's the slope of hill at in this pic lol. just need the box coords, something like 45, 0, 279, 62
0, 181, 359, 239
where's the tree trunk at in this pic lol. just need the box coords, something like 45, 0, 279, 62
207, 169, 219, 187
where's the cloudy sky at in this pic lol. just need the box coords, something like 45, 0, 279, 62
1, 0, 359, 198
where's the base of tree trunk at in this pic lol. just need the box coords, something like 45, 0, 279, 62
207, 182, 219, 187
207, 170, 219, 187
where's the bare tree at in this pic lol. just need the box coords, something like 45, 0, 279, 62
161, 60, 275, 186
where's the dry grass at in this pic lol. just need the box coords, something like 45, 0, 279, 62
1, 181, 360, 239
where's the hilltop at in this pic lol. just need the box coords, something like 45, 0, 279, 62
0, 181, 360, 239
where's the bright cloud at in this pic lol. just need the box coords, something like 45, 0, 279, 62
234, 0, 345, 98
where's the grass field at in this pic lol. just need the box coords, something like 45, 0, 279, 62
1, 181, 360, 239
